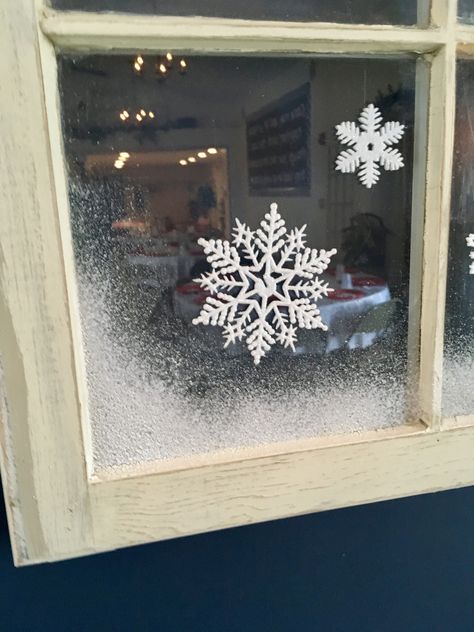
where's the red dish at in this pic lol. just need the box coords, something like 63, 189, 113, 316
193, 293, 210, 305
327, 289, 365, 301
176, 282, 202, 294
352, 276, 385, 287
327, 266, 359, 276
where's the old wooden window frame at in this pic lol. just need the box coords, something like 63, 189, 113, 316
1, 0, 473, 565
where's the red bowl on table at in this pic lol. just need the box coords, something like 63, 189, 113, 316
327, 288, 365, 301
352, 276, 385, 287
176, 282, 202, 294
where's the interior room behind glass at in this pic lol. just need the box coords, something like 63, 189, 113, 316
59, 53, 416, 470
50, 0, 419, 25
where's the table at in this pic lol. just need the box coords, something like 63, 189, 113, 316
173, 272, 391, 356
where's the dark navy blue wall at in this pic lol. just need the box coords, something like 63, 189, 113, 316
0, 486, 473, 631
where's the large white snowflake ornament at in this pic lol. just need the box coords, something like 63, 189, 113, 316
192, 203, 337, 365
466, 234, 474, 274
335, 103, 405, 189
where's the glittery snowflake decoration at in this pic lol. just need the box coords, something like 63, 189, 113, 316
466, 234, 474, 274
335, 103, 405, 189
192, 203, 337, 365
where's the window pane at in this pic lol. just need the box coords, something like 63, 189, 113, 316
443, 60, 474, 417
50, 0, 420, 25
59, 54, 417, 471
458, 0, 474, 23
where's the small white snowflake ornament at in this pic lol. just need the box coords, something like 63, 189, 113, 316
335, 103, 405, 189
466, 234, 474, 274
192, 203, 337, 365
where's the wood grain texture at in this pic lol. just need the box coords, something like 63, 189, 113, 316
0, 0, 93, 564
90, 424, 474, 552
1, 0, 473, 566
418, 1, 457, 429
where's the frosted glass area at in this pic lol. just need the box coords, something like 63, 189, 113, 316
50, 0, 419, 25
59, 55, 417, 471
443, 60, 474, 417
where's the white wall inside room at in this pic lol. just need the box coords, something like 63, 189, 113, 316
63, 55, 414, 278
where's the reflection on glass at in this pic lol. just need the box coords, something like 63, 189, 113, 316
458, 0, 474, 23
51, 0, 419, 25
59, 55, 416, 470
443, 60, 474, 416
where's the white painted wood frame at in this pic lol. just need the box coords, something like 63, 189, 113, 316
1, 0, 473, 565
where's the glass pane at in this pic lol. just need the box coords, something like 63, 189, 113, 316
50, 0, 420, 25
458, 0, 474, 23
59, 54, 417, 471
443, 60, 474, 417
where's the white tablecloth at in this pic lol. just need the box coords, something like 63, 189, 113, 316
173, 272, 391, 355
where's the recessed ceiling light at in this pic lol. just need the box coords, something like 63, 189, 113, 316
136, 113, 142, 121
179, 159, 187, 166
207, 147, 217, 154
148, 111, 155, 118
166, 52, 173, 62
136, 55, 144, 65
140, 109, 146, 117
123, 110, 129, 118
188, 157, 196, 163
197, 151, 207, 158
134, 62, 141, 72
114, 160, 124, 169
119, 152, 130, 159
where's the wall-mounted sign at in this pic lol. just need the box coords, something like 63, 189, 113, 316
246, 83, 310, 196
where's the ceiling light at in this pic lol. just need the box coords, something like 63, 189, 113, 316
179, 159, 187, 166
148, 111, 155, 118
140, 109, 146, 116
197, 151, 207, 159
134, 62, 142, 72
207, 147, 218, 154
114, 160, 124, 169
123, 110, 129, 118
159, 63, 167, 74
136, 55, 144, 65
119, 113, 126, 121
188, 157, 196, 163
166, 52, 173, 62
136, 113, 143, 121
179, 59, 187, 69
119, 152, 130, 159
